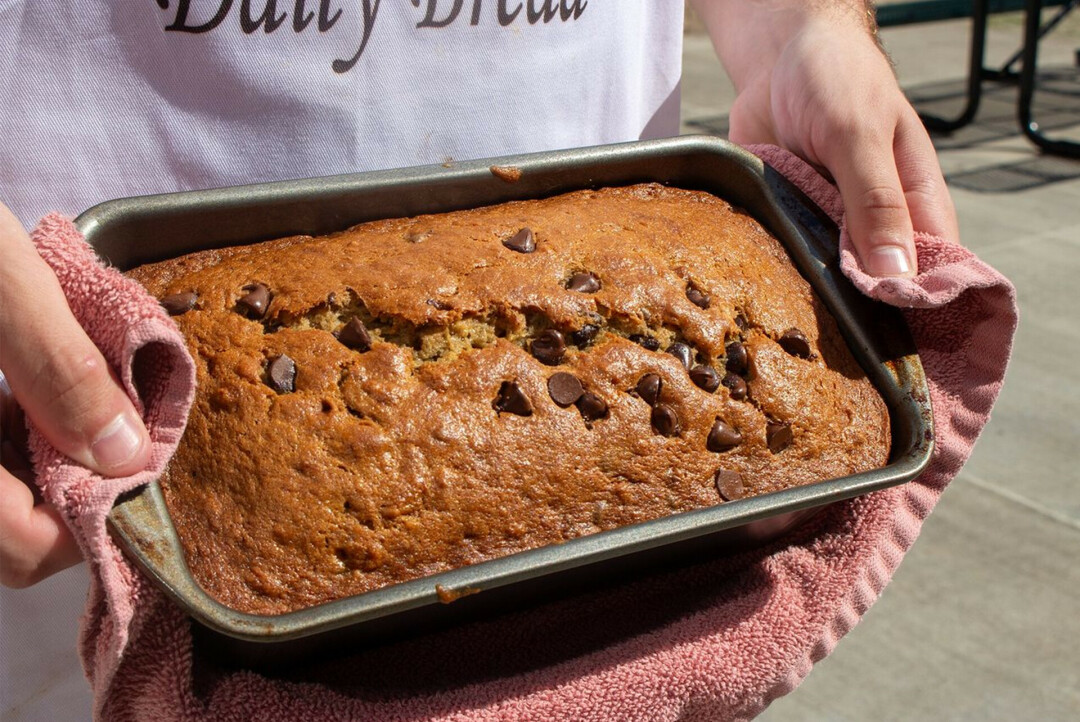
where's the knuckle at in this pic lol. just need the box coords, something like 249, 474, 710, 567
859, 185, 908, 214
28, 350, 117, 433
900, 165, 945, 204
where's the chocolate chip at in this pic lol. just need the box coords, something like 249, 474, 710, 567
629, 334, 661, 351
766, 421, 794, 453
707, 419, 742, 452
426, 298, 452, 311
266, 355, 296, 394
571, 324, 600, 346
778, 328, 812, 359
689, 365, 721, 393
714, 469, 746, 501
494, 381, 533, 416
576, 392, 608, 422
734, 314, 749, 332
725, 341, 748, 375
160, 292, 197, 316
237, 283, 270, 318
667, 342, 693, 371
566, 272, 601, 293
686, 286, 710, 309
547, 372, 584, 407
635, 373, 663, 406
502, 228, 535, 253
650, 404, 680, 437
530, 329, 566, 366
721, 372, 748, 400
336, 318, 372, 352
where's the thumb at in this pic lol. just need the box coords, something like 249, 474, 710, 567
821, 129, 918, 278
0, 204, 151, 476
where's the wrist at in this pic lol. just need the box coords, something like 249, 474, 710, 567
693, 0, 881, 91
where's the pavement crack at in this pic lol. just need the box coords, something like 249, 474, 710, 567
960, 472, 1080, 532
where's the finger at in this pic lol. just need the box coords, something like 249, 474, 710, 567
820, 125, 918, 278
0, 461, 83, 588
894, 109, 960, 242
0, 204, 151, 476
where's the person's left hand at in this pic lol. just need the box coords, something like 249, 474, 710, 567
693, 0, 959, 278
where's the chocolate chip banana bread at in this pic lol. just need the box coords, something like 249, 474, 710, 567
128, 183, 891, 616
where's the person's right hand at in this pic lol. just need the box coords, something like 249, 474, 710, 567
0, 201, 152, 588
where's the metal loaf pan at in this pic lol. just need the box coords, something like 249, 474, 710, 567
85, 136, 933, 667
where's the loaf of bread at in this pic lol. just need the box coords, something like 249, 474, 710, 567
127, 183, 891, 616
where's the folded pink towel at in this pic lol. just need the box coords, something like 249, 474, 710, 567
27, 145, 1017, 721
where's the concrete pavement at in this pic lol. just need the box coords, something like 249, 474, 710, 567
680, 8, 1080, 721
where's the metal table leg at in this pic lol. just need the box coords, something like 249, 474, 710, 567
991, 0, 1077, 76
920, 0, 991, 132
1019, 0, 1080, 156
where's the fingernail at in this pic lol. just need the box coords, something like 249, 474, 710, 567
90, 411, 146, 471
866, 246, 914, 277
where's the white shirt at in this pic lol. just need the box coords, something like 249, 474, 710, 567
0, 1, 686, 718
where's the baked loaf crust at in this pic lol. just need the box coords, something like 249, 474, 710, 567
128, 184, 890, 615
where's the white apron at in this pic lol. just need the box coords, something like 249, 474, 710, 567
1, 0, 684, 225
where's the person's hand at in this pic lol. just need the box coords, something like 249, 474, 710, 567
0, 202, 152, 588
692, 0, 959, 277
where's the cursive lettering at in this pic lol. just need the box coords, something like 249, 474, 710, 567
412, 0, 464, 29
164, 0, 234, 33
560, 0, 586, 21
240, 0, 287, 34
289, 0, 342, 32
526, 0, 556, 23
331, 0, 381, 74
318, 0, 343, 30
292, 0, 314, 31
156, 0, 586, 73
497, 0, 521, 26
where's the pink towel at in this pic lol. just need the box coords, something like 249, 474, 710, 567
26, 145, 1017, 722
